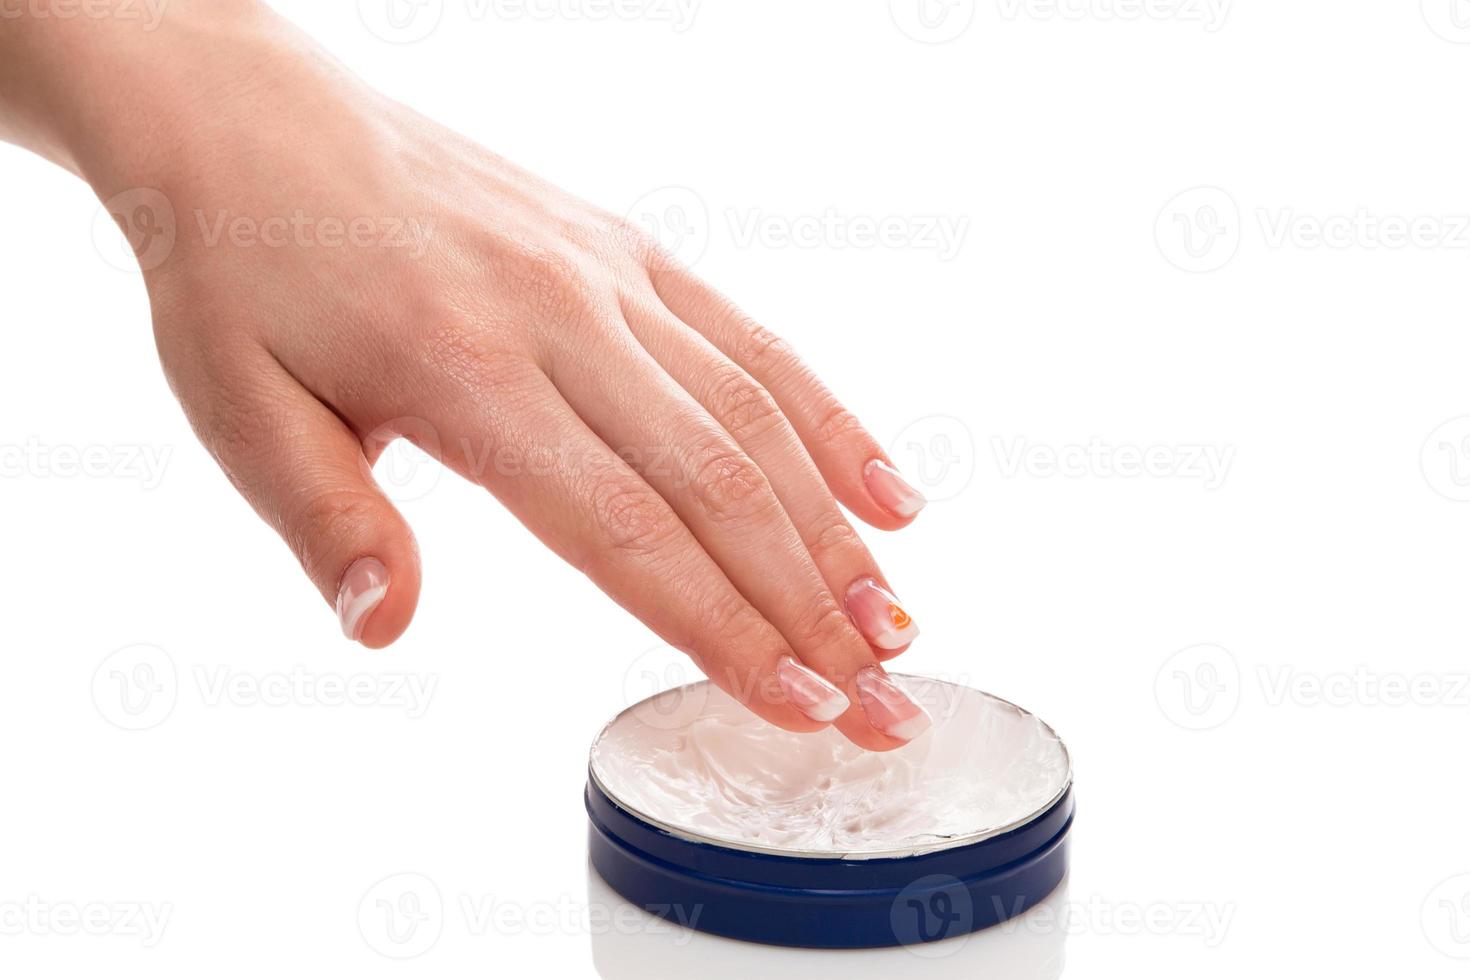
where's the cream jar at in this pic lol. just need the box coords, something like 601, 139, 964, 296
586, 675, 1074, 948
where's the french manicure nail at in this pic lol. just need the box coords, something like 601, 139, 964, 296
777, 657, 851, 722
845, 577, 920, 651
855, 666, 932, 742
336, 557, 388, 642
864, 459, 926, 518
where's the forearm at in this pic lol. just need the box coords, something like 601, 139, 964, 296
0, 0, 358, 197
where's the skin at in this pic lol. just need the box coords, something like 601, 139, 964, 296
0, 0, 926, 749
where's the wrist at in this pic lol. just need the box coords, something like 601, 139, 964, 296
3, 0, 361, 199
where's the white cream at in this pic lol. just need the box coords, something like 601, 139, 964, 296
590, 675, 1071, 858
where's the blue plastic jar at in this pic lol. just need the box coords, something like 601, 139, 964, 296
585, 677, 1073, 949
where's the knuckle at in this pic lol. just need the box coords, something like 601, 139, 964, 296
701, 589, 764, 647
609, 217, 661, 260
684, 445, 775, 525
805, 517, 862, 565
505, 244, 595, 316
791, 601, 857, 653
591, 477, 681, 558
287, 491, 384, 582
813, 400, 866, 446
699, 602, 782, 694
734, 320, 796, 375
707, 369, 785, 445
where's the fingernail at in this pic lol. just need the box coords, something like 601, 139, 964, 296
336, 557, 389, 642
845, 577, 920, 651
777, 657, 850, 722
864, 459, 926, 518
855, 666, 932, 742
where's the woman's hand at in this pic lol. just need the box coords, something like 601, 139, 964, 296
2, 0, 931, 748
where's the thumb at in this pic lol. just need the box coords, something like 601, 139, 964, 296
182, 358, 422, 648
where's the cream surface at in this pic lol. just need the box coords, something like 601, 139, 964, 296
590, 676, 1070, 858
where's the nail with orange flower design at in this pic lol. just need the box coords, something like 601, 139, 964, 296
844, 577, 920, 651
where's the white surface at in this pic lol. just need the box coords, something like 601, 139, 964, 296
2, 2, 1469, 976
590, 676, 1070, 855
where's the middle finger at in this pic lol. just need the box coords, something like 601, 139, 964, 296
542, 307, 929, 747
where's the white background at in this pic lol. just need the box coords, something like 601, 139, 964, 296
2, 0, 1469, 975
